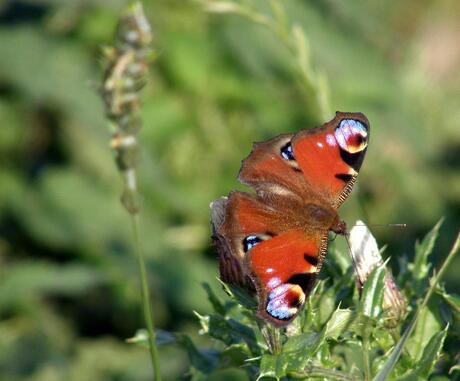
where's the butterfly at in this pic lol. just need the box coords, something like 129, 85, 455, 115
211, 112, 369, 326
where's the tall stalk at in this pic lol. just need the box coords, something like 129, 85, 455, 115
100, 3, 161, 380
199, 0, 331, 123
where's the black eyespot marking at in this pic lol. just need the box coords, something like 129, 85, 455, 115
280, 142, 295, 161
287, 273, 316, 293
335, 173, 353, 182
304, 254, 318, 267
290, 294, 304, 308
243, 235, 262, 252
356, 134, 366, 145
339, 148, 366, 171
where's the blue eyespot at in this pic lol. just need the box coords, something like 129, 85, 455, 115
280, 143, 295, 161
339, 119, 367, 134
335, 119, 368, 153
267, 305, 294, 320
243, 235, 262, 252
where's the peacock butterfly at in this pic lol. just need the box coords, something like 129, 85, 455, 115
211, 112, 370, 326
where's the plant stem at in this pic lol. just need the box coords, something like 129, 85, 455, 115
362, 323, 371, 381
417, 230, 459, 325
200, 0, 330, 122
131, 214, 162, 381
258, 320, 282, 355
269, 325, 282, 355
290, 365, 358, 380
374, 230, 460, 381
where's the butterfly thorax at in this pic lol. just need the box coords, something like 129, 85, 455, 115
301, 203, 345, 235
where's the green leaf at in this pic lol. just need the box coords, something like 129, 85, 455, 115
220, 344, 251, 368
128, 329, 219, 374
196, 313, 259, 354
394, 326, 448, 381
202, 282, 226, 316
317, 286, 337, 325
414, 327, 448, 378
283, 309, 355, 361
406, 305, 441, 361
177, 334, 220, 374
438, 289, 460, 314
207, 368, 251, 381
375, 230, 460, 381
322, 309, 357, 340
258, 351, 312, 380
327, 246, 352, 276
372, 304, 442, 381
411, 218, 443, 282
283, 332, 322, 354
258, 354, 285, 380
221, 282, 258, 310
359, 264, 386, 319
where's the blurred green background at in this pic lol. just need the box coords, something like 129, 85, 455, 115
0, 0, 459, 380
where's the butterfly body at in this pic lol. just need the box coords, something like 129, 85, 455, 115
211, 112, 369, 326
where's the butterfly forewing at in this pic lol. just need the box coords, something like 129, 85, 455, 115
238, 134, 307, 205
292, 112, 369, 207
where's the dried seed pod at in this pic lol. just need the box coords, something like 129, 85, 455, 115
349, 220, 407, 325
100, 2, 153, 214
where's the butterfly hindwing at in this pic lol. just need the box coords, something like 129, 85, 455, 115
211, 192, 282, 290
245, 230, 328, 326
212, 192, 330, 326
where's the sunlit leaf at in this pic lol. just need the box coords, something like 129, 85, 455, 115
437, 289, 460, 314
394, 326, 448, 381
406, 305, 442, 361
196, 312, 259, 354
410, 219, 443, 282
322, 309, 356, 340
359, 264, 386, 319
202, 282, 226, 316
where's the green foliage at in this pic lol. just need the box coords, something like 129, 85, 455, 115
133, 224, 459, 380
0, 0, 459, 380
359, 264, 386, 319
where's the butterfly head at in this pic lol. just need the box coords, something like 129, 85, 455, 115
331, 218, 347, 236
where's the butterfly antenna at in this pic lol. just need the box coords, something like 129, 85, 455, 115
352, 223, 407, 229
